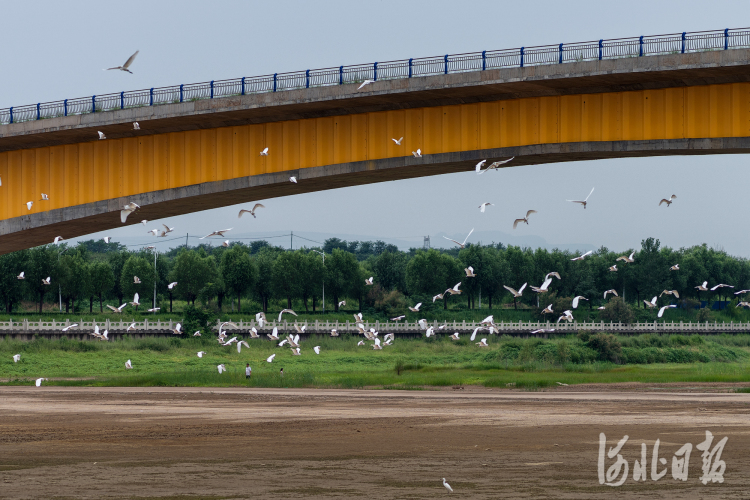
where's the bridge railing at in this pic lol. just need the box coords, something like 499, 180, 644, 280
2, 28, 750, 126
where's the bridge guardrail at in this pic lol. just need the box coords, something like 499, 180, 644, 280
2, 28, 750, 126
1, 318, 750, 337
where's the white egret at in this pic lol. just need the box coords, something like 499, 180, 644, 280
443, 228, 474, 248
105, 50, 139, 73
513, 210, 537, 229
238, 204, 265, 218
659, 194, 677, 207
477, 157, 514, 174
566, 187, 595, 209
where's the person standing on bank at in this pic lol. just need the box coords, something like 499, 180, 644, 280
245, 364, 252, 379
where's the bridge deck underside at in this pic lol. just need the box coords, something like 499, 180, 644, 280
0, 82, 749, 253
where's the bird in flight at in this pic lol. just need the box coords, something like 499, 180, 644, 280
670, 264, 680, 271
365, 277, 374, 285
479, 202, 494, 213
566, 187, 595, 209
238, 204, 265, 218
616, 251, 635, 264
660, 289, 680, 298
392, 137, 403, 145
476, 338, 489, 347
357, 79, 374, 90
16, 272, 24, 280
125, 359, 132, 370
133, 122, 140, 130
572, 296, 588, 309
98, 131, 106, 140
504, 283, 527, 298
120, 202, 140, 223
608, 265, 618, 272
102, 237, 111, 243
711, 283, 734, 291
41, 277, 51, 285
266, 354, 276, 363
695, 281, 709, 291
603, 289, 618, 299
513, 210, 537, 229
133, 276, 141, 284
659, 194, 677, 207
658, 305, 677, 317
278, 309, 298, 322
408, 302, 422, 312
530, 278, 553, 293
200, 228, 233, 239
477, 157, 514, 174
465, 266, 476, 277
412, 149, 422, 158
13, 354, 20, 363
40, 193, 49, 201
26, 201, 33, 210
105, 50, 139, 73
643, 296, 658, 308
53, 236, 64, 244
313, 346, 321, 355
541, 304, 554, 315
260, 147, 269, 156
571, 250, 593, 261
443, 228, 474, 248
107, 303, 127, 313
290, 176, 297, 183
168, 282, 177, 290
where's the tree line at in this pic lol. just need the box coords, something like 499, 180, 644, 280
0, 236, 746, 316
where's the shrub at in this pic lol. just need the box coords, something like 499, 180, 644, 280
599, 297, 635, 324
374, 289, 409, 317
585, 332, 622, 363
183, 305, 216, 336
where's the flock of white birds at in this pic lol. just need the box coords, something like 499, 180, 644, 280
13, 50, 713, 493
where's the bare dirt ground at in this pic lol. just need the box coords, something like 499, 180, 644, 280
1, 385, 750, 499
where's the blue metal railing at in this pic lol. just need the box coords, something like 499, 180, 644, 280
1, 27, 749, 126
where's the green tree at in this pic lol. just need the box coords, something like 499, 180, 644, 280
372, 251, 407, 292
220, 245, 256, 312
0, 250, 28, 313
325, 249, 359, 312
169, 250, 213, 306
273, 251, 305, 309
89, 261, 115, 312
253, 248, 279, 313
120, 255, 157, 310
301, 251, 325, 312
108, 251, 129, 304
26, 246, 59, 314
59, 253, 90, 313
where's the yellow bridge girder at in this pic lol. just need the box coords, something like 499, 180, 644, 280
1, 82, 748, 221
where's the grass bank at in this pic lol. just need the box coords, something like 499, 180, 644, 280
2, 333, 750, 388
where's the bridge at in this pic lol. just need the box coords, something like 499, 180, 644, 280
1, 28, 750, 253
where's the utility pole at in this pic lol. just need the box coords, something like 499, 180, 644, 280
313, 250, 325, 313
185, 233, 189, 249
153, 249, 157, 311
290, 231, 293, 251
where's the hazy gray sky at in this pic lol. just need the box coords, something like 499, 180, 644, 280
3, 0, 749, 255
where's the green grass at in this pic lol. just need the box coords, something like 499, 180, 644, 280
2, 333, 750, 389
